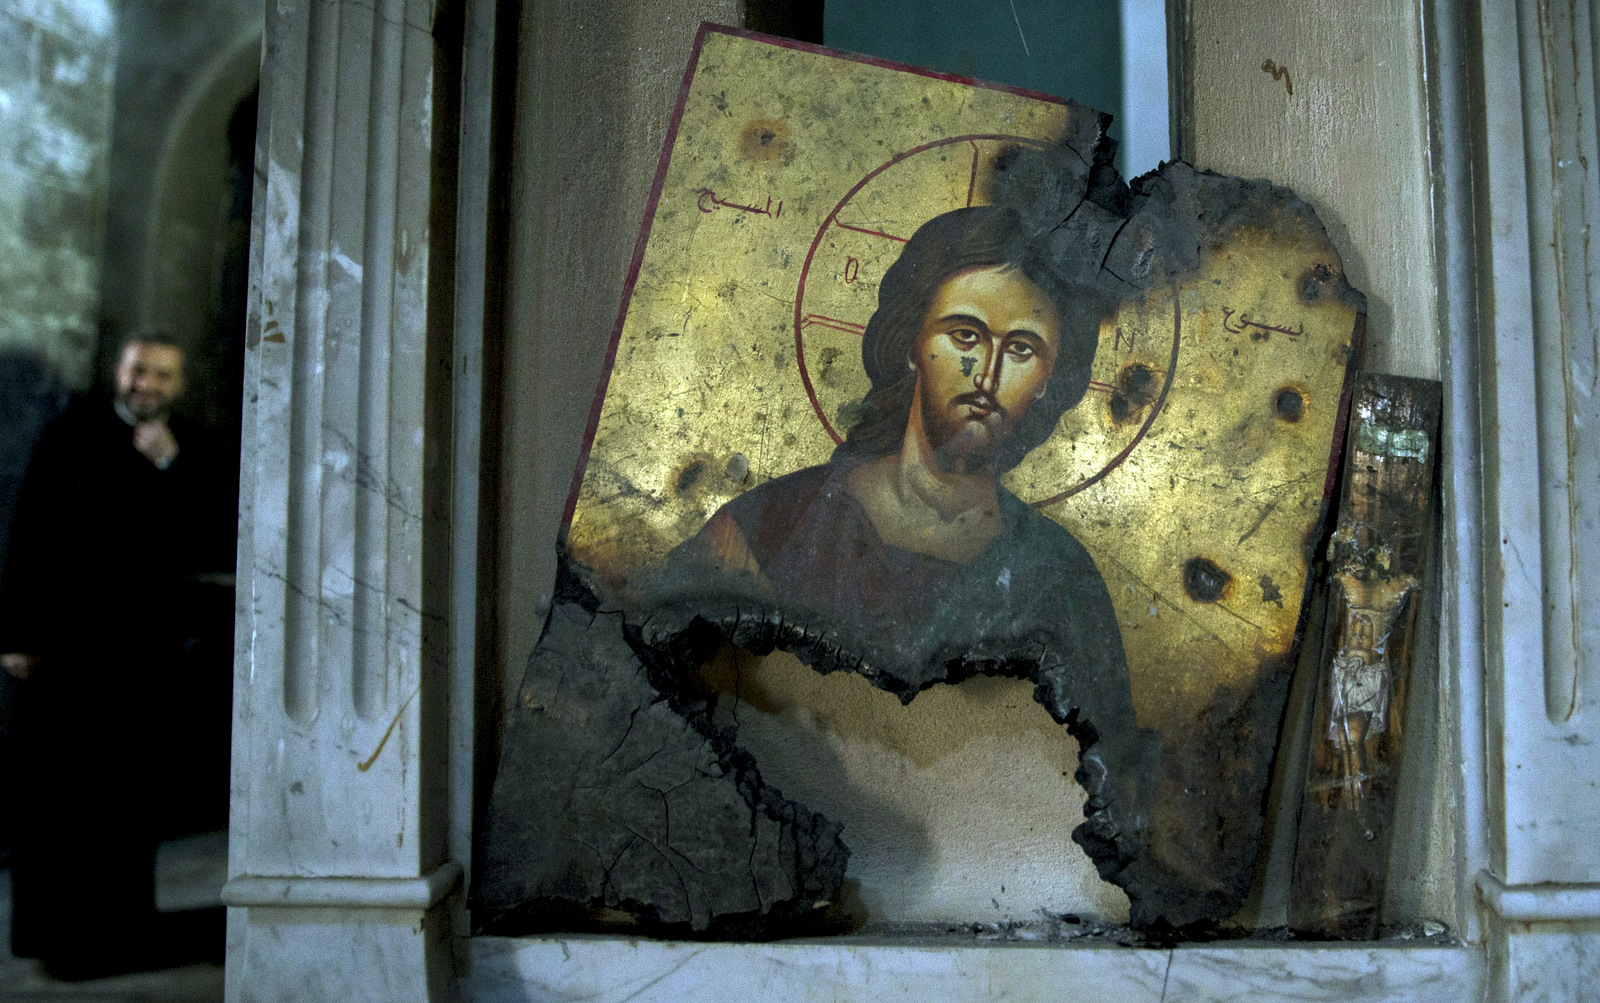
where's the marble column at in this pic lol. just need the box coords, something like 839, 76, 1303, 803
1474, 0, 1600, 998
222, 0, 460, 996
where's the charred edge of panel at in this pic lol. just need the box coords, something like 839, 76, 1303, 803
472, 553, 1187, 936
470, 558, 851, 940
991, 150, 1368, 322
640, 606, 1154, 906
655, 588, 1306, 935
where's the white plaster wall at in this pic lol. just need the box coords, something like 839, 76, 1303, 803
704, 654, 1129, 924
1120, 0, 1169, 178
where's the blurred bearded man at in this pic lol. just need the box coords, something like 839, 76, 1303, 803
0, 331, 234, 973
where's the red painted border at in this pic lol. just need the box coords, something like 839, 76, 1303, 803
558, 24, 713, 535
560, 22, 1074, 534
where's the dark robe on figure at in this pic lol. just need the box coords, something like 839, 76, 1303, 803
662, 457, 1137, 722
0, 397, 235, 970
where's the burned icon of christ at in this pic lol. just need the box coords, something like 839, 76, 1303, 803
657, 207, 1132, 719
635, 206, 1153, 880
478, 27, 1367, 939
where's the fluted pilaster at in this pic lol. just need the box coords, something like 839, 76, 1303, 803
225, 0, 458, 996
1474, 0, 1600, 997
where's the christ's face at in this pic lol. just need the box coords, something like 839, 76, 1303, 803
911, 265, 1061, 469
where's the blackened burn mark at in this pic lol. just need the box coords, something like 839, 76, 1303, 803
1275, 387, 1306, 422
1110, 362, 1160, 424
676, 461, 705, 495
1183, 557, 1232, 603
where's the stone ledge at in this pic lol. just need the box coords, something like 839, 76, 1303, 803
221, 861, 461, 910
465, 934, 1483, 1002
1477, 870, 1600, 922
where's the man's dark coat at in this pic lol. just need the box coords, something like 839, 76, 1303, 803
0, 398, 235, 967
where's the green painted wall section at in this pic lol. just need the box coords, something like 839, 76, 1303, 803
824, 0, 1124, 170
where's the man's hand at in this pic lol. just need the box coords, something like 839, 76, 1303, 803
133, 419, 180, 468
2, 653, 38, 681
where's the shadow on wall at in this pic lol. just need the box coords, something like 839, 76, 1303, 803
95, 0, 261, 361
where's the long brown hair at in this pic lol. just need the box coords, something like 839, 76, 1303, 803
838, 205, 1100, 470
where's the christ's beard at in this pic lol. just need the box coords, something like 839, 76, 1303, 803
923, 390, 1008, 472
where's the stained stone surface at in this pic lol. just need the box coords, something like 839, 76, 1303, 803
0, 0, 116, 390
